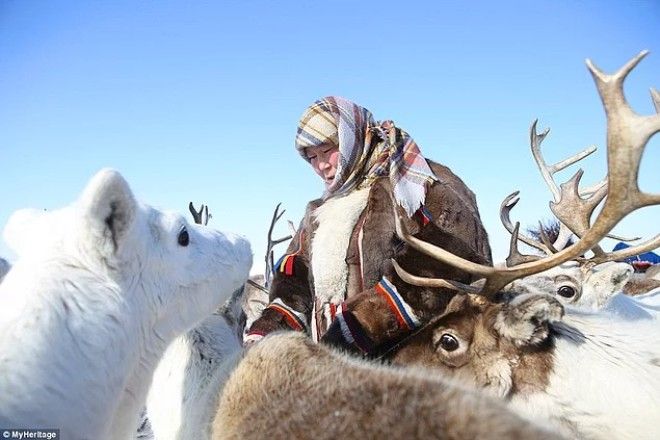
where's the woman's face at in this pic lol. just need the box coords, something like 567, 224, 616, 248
305, 143, 339, 187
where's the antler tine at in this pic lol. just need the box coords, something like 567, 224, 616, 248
652, 88, 660, 113
391, 260, 483, 294
264, 203, 293, 288
552, 224, 575, 251
589, 235, 660, 265
188, 202, 205, 225
530, 119, 599, 199
581, 179, 607, 197
550, 169, 608, 255
557, 179, 639, 243
395, 51, 659, 295
287, 220, 297, 235
586, 50, 660, 209
549, 145, 598, 176
267, 203, 292, 247
529, 120, 601, 250
499, 191, 550, 254
203, 205, 210, 226
394, 212, 495, 279
530, 120, 559, 200
505, 222, 543, 267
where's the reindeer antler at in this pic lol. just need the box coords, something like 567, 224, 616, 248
394, 50, 660, 296
188, 202, 212, 225
499, 191, 551, 254
529, 119, 606, 252
264, 203, 293, 288
501, 98, 642, 259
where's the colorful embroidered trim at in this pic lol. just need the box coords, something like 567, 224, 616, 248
335, 303, 375, 354
273, 231, 305, 276
416, 205, 433, 226
274, 254, 297, 276
375, 276, 421, 331
266, 298, 308, 332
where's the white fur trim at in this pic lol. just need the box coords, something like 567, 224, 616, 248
311, 187, 370, 304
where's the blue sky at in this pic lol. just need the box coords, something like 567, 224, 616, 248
1, 1, 658, 274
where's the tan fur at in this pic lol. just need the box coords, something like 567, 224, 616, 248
623, 273, 660, 296
211, 332, 562, 440
392, 294, 555, 398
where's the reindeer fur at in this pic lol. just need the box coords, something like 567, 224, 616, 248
0, 169, 252, 440
211, 332, 562, 440
393, 293, 660, 440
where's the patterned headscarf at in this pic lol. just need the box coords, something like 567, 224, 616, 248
295, 96, 438, 216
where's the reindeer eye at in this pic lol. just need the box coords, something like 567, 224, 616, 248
439, 334, 459, 352
177, 227, 190, 247
557, 285, 576, 298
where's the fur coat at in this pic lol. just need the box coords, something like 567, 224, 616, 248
246, 160, 492, 356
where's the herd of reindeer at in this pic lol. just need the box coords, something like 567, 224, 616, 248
0, 51, 659, 440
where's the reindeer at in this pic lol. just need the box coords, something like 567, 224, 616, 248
211, 332, 562, 440
495, 117, 659, 315
144, 203, 291, 440
388, 51, 660, 440
389, 292, 660, 440
0, 169, 252, 440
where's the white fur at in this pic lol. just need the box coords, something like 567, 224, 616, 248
601, 291, 660, 320
0, 169, 252, 440
146, 314, 242, 440
311, 187, 370, 304
3, 208, 51, 257
501, 296, 660, 439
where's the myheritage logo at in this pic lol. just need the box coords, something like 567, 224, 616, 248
0, 430, 59, 440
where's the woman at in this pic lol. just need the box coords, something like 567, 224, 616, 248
245, 96, 492, 356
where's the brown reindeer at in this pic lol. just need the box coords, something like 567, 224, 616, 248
389, 51, 660, 440
211, 332, 562, 440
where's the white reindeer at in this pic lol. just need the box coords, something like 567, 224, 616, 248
143, 204, 287, 440
505, 261, 630, 306
145, 310, 243, 440
491, 66, 659, 314
0, 169, 252, 440
506, 261, 660, 320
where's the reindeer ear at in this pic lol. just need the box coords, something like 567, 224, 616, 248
78, 169, 137, 256
584, 262, 633, 306
494, 294, 563, 347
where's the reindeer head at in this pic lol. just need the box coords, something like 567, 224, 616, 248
392, 292, 563, 398
506, 261, 633, 309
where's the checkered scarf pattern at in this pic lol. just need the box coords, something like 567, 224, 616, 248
295, 96, 437, 216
